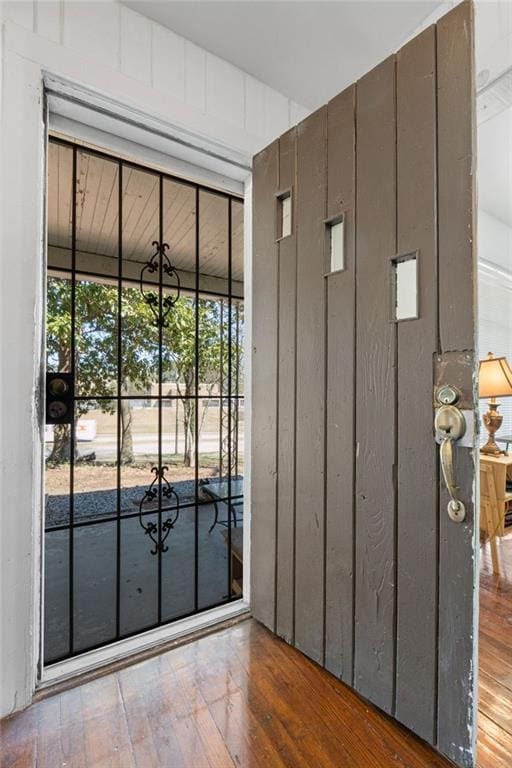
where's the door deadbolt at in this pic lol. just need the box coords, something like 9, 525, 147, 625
436, 384, 461, 406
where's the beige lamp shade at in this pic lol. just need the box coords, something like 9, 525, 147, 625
479, 352, 512, 399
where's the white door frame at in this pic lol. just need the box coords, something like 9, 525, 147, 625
2, 61, 253, 704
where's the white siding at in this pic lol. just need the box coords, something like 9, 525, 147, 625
245, 76, 266, 137
206, 54, 245, 128
2, 0, 34, 31
185, 41, 207, 113
120, 5, 151, 83
151, 23, 186, 101
264, 86, 289, 139
1, 1, 310, 150
35, 0, 61, 43
64, 1, 120, 70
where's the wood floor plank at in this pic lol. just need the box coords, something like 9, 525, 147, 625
478, 530, 512, 765
230, 627, 359, 767
479, 650, 512, 692
4, 533, 512, 768
167, 650, 236, 768
181, 624, 289, 766
232, 621, 448, 768
479, 671, 512, 737
478, 713, 512, 768
0, 618, 456, 768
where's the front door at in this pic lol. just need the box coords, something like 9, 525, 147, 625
251, 3, 478, 766
43, 137, 245, 664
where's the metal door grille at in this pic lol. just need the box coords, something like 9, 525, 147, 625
44, 137, 244, 664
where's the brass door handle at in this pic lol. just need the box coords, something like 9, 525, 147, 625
435, 405, 467, 523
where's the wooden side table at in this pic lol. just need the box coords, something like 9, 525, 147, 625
480, 454, 512, 537
480, 454, 512, 575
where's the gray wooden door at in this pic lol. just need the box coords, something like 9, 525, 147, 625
251, 3, 478, 766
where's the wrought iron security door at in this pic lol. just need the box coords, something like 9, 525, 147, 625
44, 137, 244, 664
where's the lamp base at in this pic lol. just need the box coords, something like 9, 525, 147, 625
480, 439, 507, 457
481, 401, 507, 457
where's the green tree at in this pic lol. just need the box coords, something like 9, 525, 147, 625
162, 298, 223, 467
46, 277, 156, 464
46, 277, 243, 468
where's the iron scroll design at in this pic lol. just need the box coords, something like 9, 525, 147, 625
140, 241, 181, 327
138, 466, 180, 554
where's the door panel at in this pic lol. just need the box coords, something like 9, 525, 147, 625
354, 52, 397, 714
395, 25, 438, 741
295, 107, 327, 663
251, 141, 279, 631
276, 127, 297, 644
251, 3, 477, 766
325, 85, 356, 681
437, 4, 476, 762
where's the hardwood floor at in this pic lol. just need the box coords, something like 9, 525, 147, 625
1, 618, 451, 768
478, 531, 512, 768
4, 562, 512, 768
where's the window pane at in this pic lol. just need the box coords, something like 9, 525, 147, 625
199, 191, 228, 294
44, 530, 70, 663
231, 200, 244, 295
163, 179, 196, 296
120, 514, 158, 635
46, 276, 72, 374
73, 400, 117, 524
120, 401, 159, 517
75, 151, 119, 279
75, 280, 118, 398
280, 194, 292, 238
73, 521, 117, 653
161, 505, 195, 622
121, 284, 159, 398
395, 256, 418, 321
47, 142, 73, 271
330, 219, 344, 272
121, 166, 160, 287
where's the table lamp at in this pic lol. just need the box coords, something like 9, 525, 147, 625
479, 352, 512, 456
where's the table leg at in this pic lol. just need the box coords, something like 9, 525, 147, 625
208, 499, 220, 533
490, 535, 501, 576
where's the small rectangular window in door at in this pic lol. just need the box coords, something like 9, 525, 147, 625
326, 216, 345, 274
276, 191, 292, 239
391, 253, 418, 321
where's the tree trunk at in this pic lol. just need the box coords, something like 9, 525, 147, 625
177, 370, 195, 467
48, 424, 72, 464
182, 399, 193, 467
120, 399, 134, 464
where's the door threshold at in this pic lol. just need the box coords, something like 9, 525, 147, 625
37, 601, 250, 697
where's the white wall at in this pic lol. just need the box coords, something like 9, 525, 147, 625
0, 0, 309, 719
476, 0, 512, 443
1, 1, 309, 150
405, 0, 512, 80
478, 211, 512, 440
479, 209, 512, 269
475, 0, 512, 85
